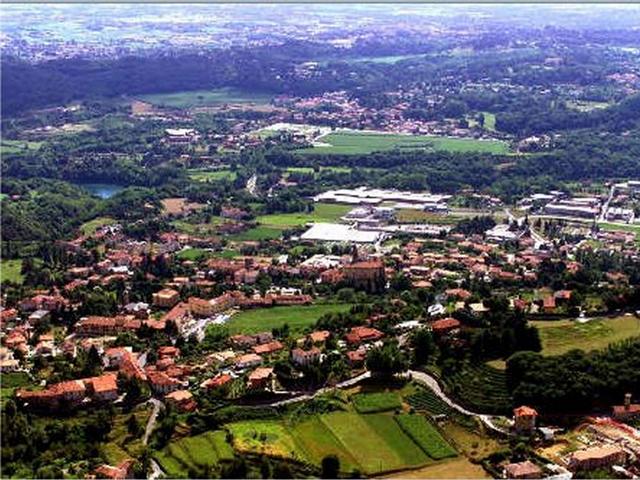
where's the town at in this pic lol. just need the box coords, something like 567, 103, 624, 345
2, 3, 640, 480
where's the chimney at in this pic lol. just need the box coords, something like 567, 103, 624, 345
624, 393, 632, 410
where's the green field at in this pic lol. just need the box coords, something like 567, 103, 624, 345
352, 392, 402, 413
531, 316, 640, 356
228, 420, 305, 461
139, 88, 273, 108
154, 430, 234, 478
481, 112, 496, 131
285, 166, 353, 176
295, 131, 509, 155
176, 248, 212, 261
441, 364, 512, 415
0, 259, 23, 284
227, 225, 286, 242
188, 169, 237, 182
225, 303, 351, 334
79, 216, 117, 236
598, 222, 640, 235
320, 412, 429, 474
290, 416, 360, 473
256, 203, 351, 227
100, 407, 152, 465
1, 140, 43, 155
406, 387, 454, 417
395, 415, 457, 460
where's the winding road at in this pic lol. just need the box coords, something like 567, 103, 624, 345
144, 399, 166, 479
407, 370, 510, 434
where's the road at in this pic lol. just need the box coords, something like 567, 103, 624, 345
407, 370, 510, 435
599, 184, 616, 222
269, 371, 372, 407
246, 174, 258, 196
143, 398, 164, 446
149, 459, 164, 480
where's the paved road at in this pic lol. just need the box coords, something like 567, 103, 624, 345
269, 371, 372, 407
505, 208, 547, 247
149, 459, 164, 480
143, 398, 164, 446
408, 370, 510, 435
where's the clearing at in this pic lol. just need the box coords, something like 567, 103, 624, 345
1, 259, 23, 284
256, 203, 351, 227
531, 315, 640, 356
188, 169, 237, 183
139, 88, 272, 109
79, 216, 117, 236
295, 131, 509, 155
153, 430, 234, 478
225, 304, 351, 334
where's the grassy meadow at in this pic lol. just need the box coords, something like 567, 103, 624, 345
139, 88, 272, 108
225, 303, 351, 334
531, 315, 640, 356
295, 131, 509, 155
256, 203, 351, 227
1, 259, 23, 284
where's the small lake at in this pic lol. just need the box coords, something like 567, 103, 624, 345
76, 183, 125, 199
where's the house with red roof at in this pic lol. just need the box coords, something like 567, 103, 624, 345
431, 317, 461, 335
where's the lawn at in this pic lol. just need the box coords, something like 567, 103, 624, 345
176, 248, 212, 261
295, 131, 509, 155
79, 216, 117, 236
154, 430, 234, 478
1, 259, 23, 284
256, 203, 351, 227
396, 209, 460, 225
481, 112, 496, 131
139, 88, 273, 108
352, 392, 402, 413
225, 303, 351, 334
188, 169, 237, 182
531, 316, 640, 356
395, 415, 457, 460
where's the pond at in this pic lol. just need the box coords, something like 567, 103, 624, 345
76, 183, 125, 199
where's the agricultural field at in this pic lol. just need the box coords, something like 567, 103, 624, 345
382, 456, 491, 479
439, 420, 504, 462
79, 216, 117, 236
154, 430, 234, 478
227, 420, 305, 461
352, 392, 402, 413
225, 303, 351, 334
139, 88, 273, 108
295, 131, 509, 155
0, 259, 23, 284
256, 203, 351, 227
531, 316, 640, 356
290, 416, 360, 474
320, 412, 430, 474
395, 415, 457, 460
441, 364, 512, 415
188, 169, 237, 183
405, 387, 453, 417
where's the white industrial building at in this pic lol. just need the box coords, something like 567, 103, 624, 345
300, 223, 384, 244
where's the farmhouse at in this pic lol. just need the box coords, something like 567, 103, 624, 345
514, 405, 538, 433
247, 367, 274, 390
